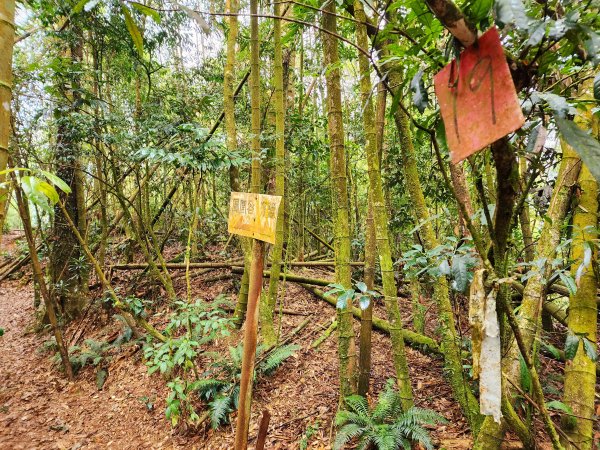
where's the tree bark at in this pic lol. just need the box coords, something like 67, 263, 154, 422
322, 0, 358, 400
0, 0, 15, 237
262, 0, 287, 346
355, 0, 412, 408
561, 117, 598, 450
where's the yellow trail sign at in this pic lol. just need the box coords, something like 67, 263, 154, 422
228, 192, 282, 244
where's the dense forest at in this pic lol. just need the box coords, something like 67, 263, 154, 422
0, 0, 599, 448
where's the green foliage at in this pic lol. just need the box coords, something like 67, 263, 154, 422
299, 420, 320, 450
564, 332, 598, 362
400, 236, 478, 292
0, 168, 71, 214
334, 380, 446, 450
326, 281, 380, 310
144, 297, 233, 376
191, 343, 299, 429
556, 117, 600, 183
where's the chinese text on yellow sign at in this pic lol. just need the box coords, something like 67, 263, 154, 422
227, 192, 282, 244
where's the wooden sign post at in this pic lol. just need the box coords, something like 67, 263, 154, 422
434, 27, 525, 163
229, 192, 281, 450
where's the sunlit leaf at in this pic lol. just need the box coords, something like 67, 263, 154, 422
556, 117, 600, 183
121, 4, 144, 57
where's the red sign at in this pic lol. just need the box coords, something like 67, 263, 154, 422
434, 27, 525, 163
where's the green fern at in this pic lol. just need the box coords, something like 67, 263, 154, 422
191, 342, 298, 429
334, 380, 447, 450
258, 344, 300, 375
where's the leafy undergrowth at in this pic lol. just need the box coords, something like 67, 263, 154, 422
0, 237, 563, 449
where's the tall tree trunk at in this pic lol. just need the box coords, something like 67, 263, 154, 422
261, 0, 286, 346
0, 0, 16, 237
233, 0, 264, 444
358, 193, 375, 396
322, 1, 358, 400
560, 117, 598, 450
386, 47, 482, 430
224, 0, 252, 326
50, 26, 86, 320
355, 0, 412, 409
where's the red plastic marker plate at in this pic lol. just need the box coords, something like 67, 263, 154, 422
434, 27, 525, 164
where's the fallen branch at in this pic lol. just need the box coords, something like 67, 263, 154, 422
303, 285, 441, 355
311, 319, 338, 349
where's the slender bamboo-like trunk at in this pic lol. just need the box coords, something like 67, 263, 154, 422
561, 117, 598, 450
386, 53, 482, 429
0, 0, 15, 237
233, 0, 264, 444
261, 0, 286, 346
473, 145, 581, 449
358, 193, 375, 396
225, 0, 253, 326
355, 0, 412, 408
322, 1, 357, 399
13, 178, 74, 380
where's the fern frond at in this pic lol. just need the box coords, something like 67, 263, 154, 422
371, 425, 398, 450
209, 395, 232, 429
332, 423, 363, 450
372, 383, 402, 423
398, 407, 447, 427
259, 344, 299, 375
344, 395, 371, 420
396, 423, 434, 450
190, 378, 225, 400
335, 410, 369, 428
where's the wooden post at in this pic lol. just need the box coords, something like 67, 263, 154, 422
255, 409, 271, 450
233, 239, 264, 449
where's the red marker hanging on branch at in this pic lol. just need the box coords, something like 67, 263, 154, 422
434, 27, 525, 163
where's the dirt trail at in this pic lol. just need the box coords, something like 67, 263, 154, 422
0, 280, 181, 449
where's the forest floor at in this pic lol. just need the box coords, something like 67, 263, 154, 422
0, 230, 560, 449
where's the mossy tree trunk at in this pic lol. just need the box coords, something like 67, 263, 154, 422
322, 1, 358, 399
0, 0, 15, 236
50, 26, 87, 320
225, 0, 252, 326
355, 0, 413, 409
561, 115, 598, 450
385, 45, 482, 430
261, 0, 286, 347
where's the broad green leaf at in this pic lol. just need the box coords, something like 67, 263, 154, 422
494, 0, 530, 30
582, 337, 597, 362
355, 281, 367, 293
558, 271, 577, 295
546, 400, 574, 415
518, 355, 531, 391
130, 2, 161, 23
358, 296, 370, 310
40, 170, 71, 194
121, 4, 144, 57
556, 117, 600, 183
463, 0, 493, 23
450, 254, 469, 292
410, 68, 428, 114
564, 333, 580, 361
534, 92, 573, 118
525, 19, 547, 47
35, 181, 59, 204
